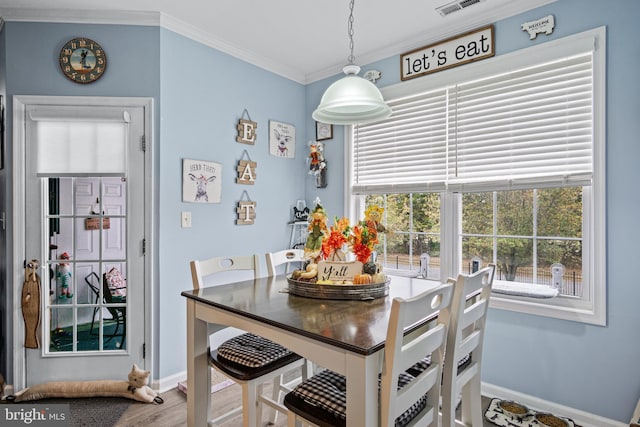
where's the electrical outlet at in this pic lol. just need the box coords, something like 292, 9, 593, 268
181, 211, 192, 228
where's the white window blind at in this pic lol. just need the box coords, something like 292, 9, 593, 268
352, 50, 594, 194
353, 88, 448, 193
29, 106, 130, 176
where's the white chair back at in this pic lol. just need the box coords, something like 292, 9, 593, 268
440, 264, 495, 427
190, 254, 260, 290
380, 283, 454, 427
265, 249, 305, 277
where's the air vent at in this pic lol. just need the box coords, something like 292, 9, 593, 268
436, 0, 483, 16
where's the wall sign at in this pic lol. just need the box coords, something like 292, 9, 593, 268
236, 160, 257, 185
236, 150, 257, 185
236, 118, 257, 145
521, 15, 555, 39
400, 25, 494, 81
269, 120, 295, 158
182, 159, 222, 203
236, 191, 256, 225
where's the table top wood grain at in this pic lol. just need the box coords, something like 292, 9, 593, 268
182, 275, 440, 356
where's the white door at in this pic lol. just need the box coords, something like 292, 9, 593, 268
22, 101, 147, 385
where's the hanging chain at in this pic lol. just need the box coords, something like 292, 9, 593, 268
347, 0, 356, 65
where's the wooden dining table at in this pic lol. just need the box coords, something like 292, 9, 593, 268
181, 274, 441, 427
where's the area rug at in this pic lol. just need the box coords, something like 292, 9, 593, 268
484, 398, 577, 427
1, 396, 131, 427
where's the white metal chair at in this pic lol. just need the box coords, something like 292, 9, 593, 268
283, 283, 454, 427
190, 254, 308, 427
439, 264, 495, 427
266, 248, 306, 276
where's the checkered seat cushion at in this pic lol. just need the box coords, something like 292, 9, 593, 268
216, 333, 293, 368
283, 369, 427, 427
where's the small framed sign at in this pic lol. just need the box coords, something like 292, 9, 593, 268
400, 25, 494, 81
316, 121, 333, 141
269, 120, 295, 158
182, 159, 222, 203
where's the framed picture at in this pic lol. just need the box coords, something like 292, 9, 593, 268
182, 159, 222, 203
316, 121, 333, 141
269, 120, 295, 158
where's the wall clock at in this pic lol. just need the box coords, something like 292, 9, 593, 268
59, 37, 107, 84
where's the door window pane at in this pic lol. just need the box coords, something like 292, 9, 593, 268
46, 177, 127, 353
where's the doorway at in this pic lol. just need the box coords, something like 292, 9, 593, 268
12, 96, 153, 388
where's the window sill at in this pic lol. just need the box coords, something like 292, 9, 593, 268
491, 281, 558, 298
489, 290, 605, 326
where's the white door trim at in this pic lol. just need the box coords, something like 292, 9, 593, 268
12, 95, 154, 391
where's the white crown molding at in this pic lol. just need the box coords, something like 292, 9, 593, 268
0, 0, 558, 86
158, 12, 306, 84
0, 7, 307, 84
305, 0, 559, 84
0, 7, 159, 26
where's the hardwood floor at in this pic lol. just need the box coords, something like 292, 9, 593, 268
115, 382, 496, 427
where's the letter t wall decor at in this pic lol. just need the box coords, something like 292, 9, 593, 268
236, 191, 256, 225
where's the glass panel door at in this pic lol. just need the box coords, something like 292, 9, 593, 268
46, 177, 128, 353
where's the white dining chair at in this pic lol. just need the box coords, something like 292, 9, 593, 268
283, 282, 454, 427
190, 254, 308, 427
263, 248, 312, 424
439, 264, 495, 427
266, 248, 306, 277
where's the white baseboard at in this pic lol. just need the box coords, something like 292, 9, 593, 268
482, 382, 627, 427
154, 369, 236, 395
153, 370, 186, 394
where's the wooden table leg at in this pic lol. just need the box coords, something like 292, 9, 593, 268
345, 352, 379, 427
187, 299, 210, 427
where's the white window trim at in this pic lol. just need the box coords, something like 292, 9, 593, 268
346, 27, 606, 325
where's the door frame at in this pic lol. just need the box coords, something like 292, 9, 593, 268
12, 95, 154, 391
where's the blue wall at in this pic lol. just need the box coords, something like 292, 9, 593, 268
157, 28, 307, 377
0, 21, 307, 384
305, 0, 640, 421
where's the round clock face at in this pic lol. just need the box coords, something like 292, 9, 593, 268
59, 37, 107, 84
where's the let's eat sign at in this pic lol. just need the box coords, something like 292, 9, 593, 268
401, 25, 494, 81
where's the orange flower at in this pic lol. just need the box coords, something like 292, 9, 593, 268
321, 217, 352, 260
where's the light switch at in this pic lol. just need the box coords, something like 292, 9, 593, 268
181, 211, 192, 228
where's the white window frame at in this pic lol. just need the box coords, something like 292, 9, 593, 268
346, 27, 606, 325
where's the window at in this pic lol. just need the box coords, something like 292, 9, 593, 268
348, 28, 606, 325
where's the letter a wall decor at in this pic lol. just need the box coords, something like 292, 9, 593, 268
236, 150, 257, 185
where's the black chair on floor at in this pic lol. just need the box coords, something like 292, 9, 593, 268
84, 272, 126, 348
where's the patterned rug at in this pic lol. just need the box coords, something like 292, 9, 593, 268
484, 398, 577, 427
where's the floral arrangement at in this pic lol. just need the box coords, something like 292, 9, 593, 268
304, 202, 386, 264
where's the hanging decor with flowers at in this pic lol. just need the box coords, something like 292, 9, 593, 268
291, 200, 389, 295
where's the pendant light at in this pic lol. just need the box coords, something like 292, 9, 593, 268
312, 0, 392, 125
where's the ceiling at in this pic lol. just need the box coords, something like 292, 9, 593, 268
0, 0, 556, 83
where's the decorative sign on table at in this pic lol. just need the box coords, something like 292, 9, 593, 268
316, 261, 363, 282
269, 120, 295, 158
182, 159, 222, 203
400, 25, 494, 81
